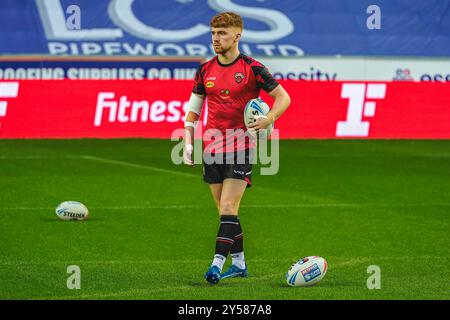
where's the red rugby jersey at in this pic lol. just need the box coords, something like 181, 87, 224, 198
192, 53, 279, 153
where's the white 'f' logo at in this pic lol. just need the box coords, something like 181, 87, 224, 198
336, 83, 387, 137
0, 82, 19, 128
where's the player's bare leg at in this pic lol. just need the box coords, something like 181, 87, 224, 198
206, 178, 248, 283
208, 176, 247, 215
209, 183, 222, 213
219, 178, 247, 215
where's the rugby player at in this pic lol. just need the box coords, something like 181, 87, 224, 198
183, 12, 291, 284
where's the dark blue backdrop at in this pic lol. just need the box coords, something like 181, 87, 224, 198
0, 0, 449, 57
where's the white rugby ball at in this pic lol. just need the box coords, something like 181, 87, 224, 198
286, 256, 328, 287
55, 201, 89, 221
244, 98, 274, 139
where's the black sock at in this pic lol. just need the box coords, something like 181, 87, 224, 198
230, 218, 244, 254
215, 215, 240, 258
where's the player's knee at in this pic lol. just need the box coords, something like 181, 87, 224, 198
219, 200, 238, 215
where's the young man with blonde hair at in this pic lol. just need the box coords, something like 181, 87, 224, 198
183, 12, 291, 284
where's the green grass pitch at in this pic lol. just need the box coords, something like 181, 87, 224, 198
0, 139, 449, 300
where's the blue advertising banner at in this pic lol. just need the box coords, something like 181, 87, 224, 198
0, 0, 449, 57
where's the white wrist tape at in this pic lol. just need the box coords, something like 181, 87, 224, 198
187, 93, 205, 115
184, 121, 195, 129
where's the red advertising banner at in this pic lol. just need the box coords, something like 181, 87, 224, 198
0, 80, 449, 139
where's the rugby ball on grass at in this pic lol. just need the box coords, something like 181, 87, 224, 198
244, 98, 274, 139
55, 201, 89, 221
286, 256, 328, 287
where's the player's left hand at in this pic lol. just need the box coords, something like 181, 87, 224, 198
183, 144, 194, 166
247, 115, 272, 132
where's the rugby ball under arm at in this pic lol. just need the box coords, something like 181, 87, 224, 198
244, 98, 274, 139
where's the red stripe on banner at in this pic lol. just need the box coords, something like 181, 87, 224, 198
0, 80, 449, 139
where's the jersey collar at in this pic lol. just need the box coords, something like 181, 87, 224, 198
217, 53, 242, 67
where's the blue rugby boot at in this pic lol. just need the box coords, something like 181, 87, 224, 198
220, 265, 248, 280
204, 265, 221, 284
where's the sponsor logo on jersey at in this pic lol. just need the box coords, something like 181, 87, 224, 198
234, 72, 245, 83
206, 81, 215, 88
220, 89, 230, 99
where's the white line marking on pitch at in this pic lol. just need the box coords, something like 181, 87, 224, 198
0, 205, 203, 211
80, 155, 197, 178
0, 155, 81, 160
0, 154, 197, 178
1, 203, 449, 211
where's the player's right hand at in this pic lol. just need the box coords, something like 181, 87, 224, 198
183, 144, 194, 166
